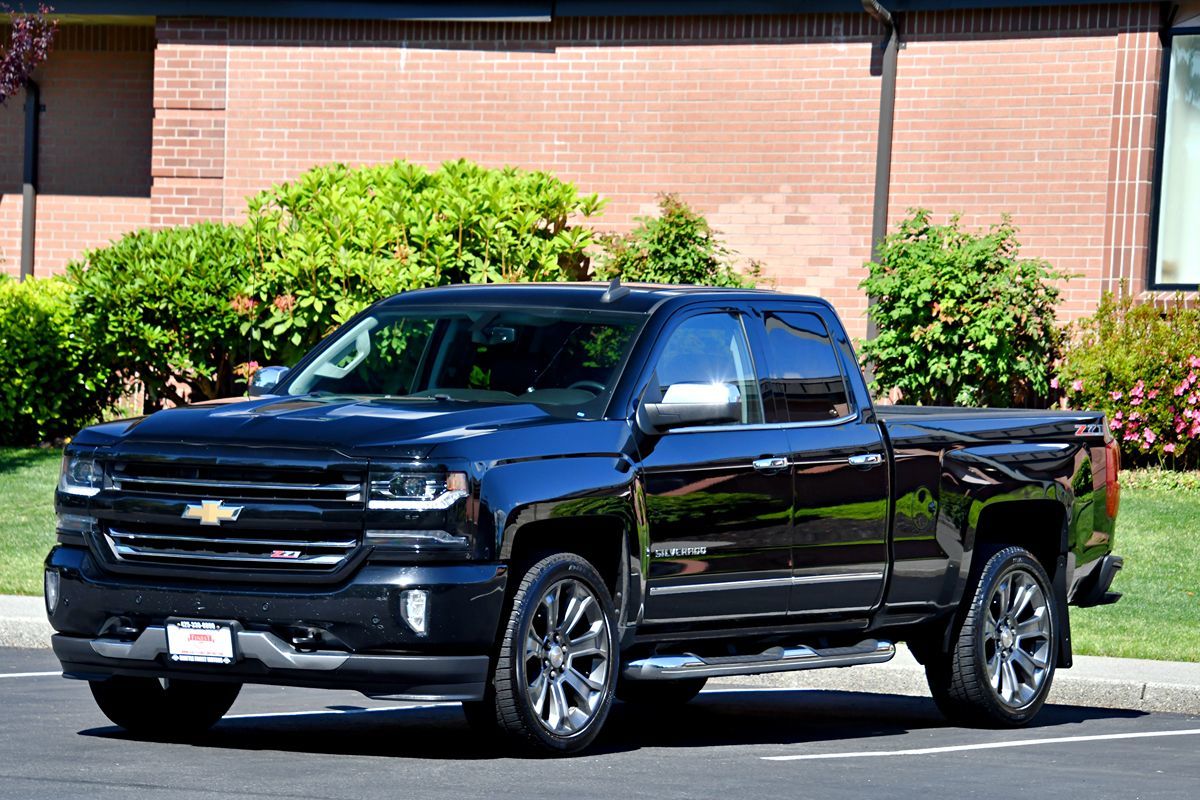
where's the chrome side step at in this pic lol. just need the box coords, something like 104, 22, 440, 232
621, 639, 895, 681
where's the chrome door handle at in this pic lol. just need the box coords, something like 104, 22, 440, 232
848, 453, 884, 468
752, 457, 789, 472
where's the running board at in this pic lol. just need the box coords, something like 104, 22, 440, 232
621, 639, 895, 681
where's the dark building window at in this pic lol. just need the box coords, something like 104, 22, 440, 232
1153, 31, 1200, 287
762, 312, 850, 424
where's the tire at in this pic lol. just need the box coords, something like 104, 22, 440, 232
483, 552, 619, 754
925, 546, 1057, 727
89, 676, 242, 738
617, 676, 707, 706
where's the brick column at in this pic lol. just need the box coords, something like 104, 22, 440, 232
1101, 6, 1162, 297
151, 17, 228, 228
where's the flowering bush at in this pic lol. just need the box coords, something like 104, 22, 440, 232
1059, 291, 1200, 467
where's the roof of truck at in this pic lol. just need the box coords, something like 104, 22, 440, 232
379, 282, 819, 314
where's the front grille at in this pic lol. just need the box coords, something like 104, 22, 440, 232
109, 461, 364, 504
100, 460, 366, 578
102, 525, 358, 572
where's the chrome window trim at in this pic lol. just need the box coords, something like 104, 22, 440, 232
665, 413, 858, 436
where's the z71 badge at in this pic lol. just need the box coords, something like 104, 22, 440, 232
652, 546, 707, 559
1074, 423, 1104, 437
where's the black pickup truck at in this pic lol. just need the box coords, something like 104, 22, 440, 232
46, 283, 1123, 754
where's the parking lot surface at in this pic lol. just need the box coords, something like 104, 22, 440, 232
3, 647, 1197, 800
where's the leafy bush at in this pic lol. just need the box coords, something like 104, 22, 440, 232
241, 159, 605, 364
1058, 292, 1200, 467
594, 194, 756, 288
859, 209, 1065, 407
0, 276, 110, 444
68, 223, 257, 410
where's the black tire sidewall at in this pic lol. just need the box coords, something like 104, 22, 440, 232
495, 552, 619, 753
967, 548, 1058, 724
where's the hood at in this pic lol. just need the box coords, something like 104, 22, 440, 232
74, 394, 564, 456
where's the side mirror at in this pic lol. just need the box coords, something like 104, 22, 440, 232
638, 382, 742, 433
250, 366, 290, 397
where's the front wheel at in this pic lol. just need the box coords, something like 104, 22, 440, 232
925, 546, 1057, 727
484, 552, 619, 754
89, 676, 242, 738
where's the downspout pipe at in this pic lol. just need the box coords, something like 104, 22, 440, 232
861, 0, 898, 344
20, 78, 40, 281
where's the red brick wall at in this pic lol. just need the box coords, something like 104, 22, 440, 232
890, 5, 1161, 325
4, 7, 1173, 335
0, 24, 154, 276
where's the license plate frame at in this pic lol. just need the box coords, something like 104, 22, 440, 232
165, 619, 237, 665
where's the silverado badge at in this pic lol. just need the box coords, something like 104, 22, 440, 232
182, 500, 243, 526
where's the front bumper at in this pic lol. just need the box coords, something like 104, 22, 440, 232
45, 545, 507, 701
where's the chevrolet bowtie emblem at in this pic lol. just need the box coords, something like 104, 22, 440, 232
182, 500, 243, 526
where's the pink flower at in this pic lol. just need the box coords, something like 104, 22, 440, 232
1144, 429, 1157, 444
1148, 390, 1159, 400
1131, 381, 1145, 398
1191, 355, 1200, 369
1176, 383, 1187, 397
1191, 372, 1198, 386
1072, 379, 1084, 392
1050, 377, 1060, 390
1110, 391, 1123, 401
1130, 397, 1142, 406
1110, 418, 1122, 430
1164, 443, 1176, 454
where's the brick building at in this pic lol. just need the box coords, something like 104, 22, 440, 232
2, 0, 1198, 338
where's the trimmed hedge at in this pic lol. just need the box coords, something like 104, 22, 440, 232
68, 223, 257, 410
0, 276, 111, 445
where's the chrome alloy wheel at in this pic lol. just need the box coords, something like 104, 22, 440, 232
522, 577, 612, 736
984, 567, 1053, 708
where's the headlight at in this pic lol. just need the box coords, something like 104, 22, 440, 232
59, 453, 102, 497
367, 470, 468, 510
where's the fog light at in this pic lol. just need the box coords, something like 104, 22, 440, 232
400, 589, 429, 636
44, 570, 60, 615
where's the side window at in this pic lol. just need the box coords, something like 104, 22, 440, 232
762, 311, 851, 423
653, 312, 764, 425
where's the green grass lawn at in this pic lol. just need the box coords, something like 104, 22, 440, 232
0, 448, 1196, 661
0, 448, 61, 596
1071, 483, 1200, 662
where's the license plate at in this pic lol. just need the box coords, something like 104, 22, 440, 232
166, 620, 235, 665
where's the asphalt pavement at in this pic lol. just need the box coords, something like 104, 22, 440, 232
3, 647, 1198, 800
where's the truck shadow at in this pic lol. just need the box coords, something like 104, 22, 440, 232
77, 688, 1150, 760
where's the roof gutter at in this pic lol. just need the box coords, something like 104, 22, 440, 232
860, 0, 898, 343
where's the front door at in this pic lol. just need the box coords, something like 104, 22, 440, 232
638, 310, 793, 624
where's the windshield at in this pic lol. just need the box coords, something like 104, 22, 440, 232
283, 306, 643, 416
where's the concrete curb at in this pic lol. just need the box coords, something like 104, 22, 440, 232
713, 645, 1200, 716
4, 594, 1197, 715
0, 595, 53, 650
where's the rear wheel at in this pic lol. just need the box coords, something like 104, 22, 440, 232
89, 676, 241, 738
481, 552, 619, 754
617, 676, 707, 706
925, 546, 1057, 727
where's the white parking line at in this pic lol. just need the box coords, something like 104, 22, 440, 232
0, 671, 60, 679
224, 702, 457, 721
762, 728, 1200, 761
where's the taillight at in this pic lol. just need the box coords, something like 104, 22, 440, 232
1105, 437, 1121, 518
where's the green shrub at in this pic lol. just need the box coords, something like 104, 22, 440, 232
0, 277, 111, 444
67, 223, 257, 410
1058, 292, 1200, 467
859, 209, 1065, 407
241, 159, 606, 364
594, 194, 756, 288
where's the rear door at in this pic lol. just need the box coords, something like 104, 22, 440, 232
752, 305, 890, 617
637, 308, 794, 624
